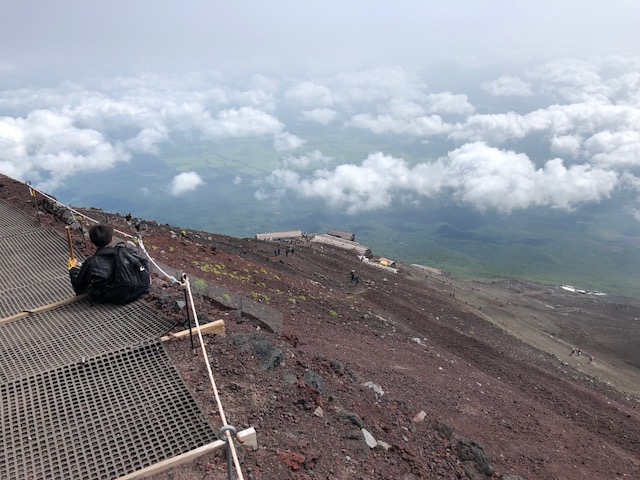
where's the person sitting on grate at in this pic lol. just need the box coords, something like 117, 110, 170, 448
68, 224, 150, 304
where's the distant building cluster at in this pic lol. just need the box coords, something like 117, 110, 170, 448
255, 228, 404, 273
561, 285, 606, 296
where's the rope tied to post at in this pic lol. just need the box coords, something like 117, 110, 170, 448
181, 273, 245, 480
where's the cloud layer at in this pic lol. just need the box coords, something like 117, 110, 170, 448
1, 56, 640, 218
261, 143, 620, 214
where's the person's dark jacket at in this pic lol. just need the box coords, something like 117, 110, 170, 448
69, 246, 115, 296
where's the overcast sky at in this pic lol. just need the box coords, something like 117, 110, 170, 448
1, 1, 640, 217
2, 1, 638, 78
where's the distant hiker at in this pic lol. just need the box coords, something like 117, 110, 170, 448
68, 223, 150, 304
350, 270, 356, 283
291, 246, 295, 256
285, 246, 290, 257
274, 248, 278, 256
570, 348, 576, 356
577, 348, 581, 356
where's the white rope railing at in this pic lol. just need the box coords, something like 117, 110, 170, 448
27, 184, 182, 285
182, 275, 244, 479
137, 238, 180, 284
26, 183, 135, 240
26, 181, 246, 478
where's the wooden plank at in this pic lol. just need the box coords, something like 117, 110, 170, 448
160, 319, 226, 342
1, 295, 87, 325
116, 439, 226, 479
0, 311, 29, 325
116, 427, 256, 479
26, 294, 87, 314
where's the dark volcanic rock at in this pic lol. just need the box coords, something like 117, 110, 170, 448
457, 439, 495, 479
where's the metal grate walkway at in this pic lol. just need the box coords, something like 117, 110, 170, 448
0, 199, 82, 317
0, 299, 177, 384
0, 199, 42, 237
0, 196, 222, 479
1, 341, 218, 480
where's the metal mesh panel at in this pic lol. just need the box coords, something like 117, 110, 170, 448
0, 222, 85, 317
0, 277, 76, 319
0, 299, 178, 384
0, 199, 41, 237
0, 341, 218, 480
0, 200, 225, 479
0, 228, 84, 290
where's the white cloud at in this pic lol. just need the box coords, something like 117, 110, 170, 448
281, 150, 333, 169
425, 92, 475, 115
450, 102, 640, 150
205, 107, 283, 138
348, 112, 450, 137
0, 109, 130, 189
302, 108, 337, 125
284, 82, 333, 107
169, 171, 204, 196
263, 152, 405, 212
606, 72, 640, 105
550, 134, 582, 157
0, 77, 295, 189
584, 130, 640, 168
261, 142, 620, 214
249, 74, 280, 94
347, 98, 452, 137
621, 172, 640, 192
274, 131, 305, 151
529, 58, 612, 102
125, 126, 169, 154
334, 67, 427, 103
482, 75, 533, 97
228, 88, 277, 111
2, 56, 640, 221
449, 112, 527, 143
438, 142, 618, 212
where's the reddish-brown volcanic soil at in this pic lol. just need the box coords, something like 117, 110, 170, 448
2, 174, 640, 480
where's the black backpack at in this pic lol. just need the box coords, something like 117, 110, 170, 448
90, 243, 151, 304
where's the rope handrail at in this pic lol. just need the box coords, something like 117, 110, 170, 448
27, 183, 181, 284
137, 238, 180, 284
26, 180, 246, 478
182, 275, 244, 479
26, 183, 135, 240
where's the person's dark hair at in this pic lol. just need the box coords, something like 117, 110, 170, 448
89, 224, 114, 247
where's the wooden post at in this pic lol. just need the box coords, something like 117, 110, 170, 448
160, 320, 225, 342
65, 226, 75, 262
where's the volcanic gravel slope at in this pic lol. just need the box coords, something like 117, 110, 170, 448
1, 173, 639, 480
